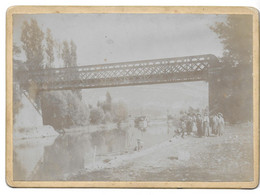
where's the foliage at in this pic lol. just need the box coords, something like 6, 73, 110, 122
45, 28, 55, 68
70, 40, 77, 67
15, 18, 85, 129
61, 40, 78, 67
19, 19, 45, 112
13, 43, 24, 120
112, 101, 128, 122
13, 84, 23, 123
13, 43, 21, 56
61, 40, 71, 67
41, 91, 89, 129
65, 91, 89, 126
21, 19, 45, 70
89, 108, 105, 125
210, 15, 253, 123
103, 112, 113, 123
41, 91, 68, 129
61, 39, 81, 98
102, 91, 112, 113
90, 91, 129, 124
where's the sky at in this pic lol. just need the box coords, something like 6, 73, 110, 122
13, 13, 225, 116
13, 13, 226, 66
82, 81, 208, 117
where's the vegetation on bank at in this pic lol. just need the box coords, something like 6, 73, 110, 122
210, 15, 253, 123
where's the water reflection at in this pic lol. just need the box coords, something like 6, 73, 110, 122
29, 128, 128, 180
13, 136, 57, 180
14, 121, 171, 181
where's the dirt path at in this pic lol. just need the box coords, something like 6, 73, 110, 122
69, 123, 254, 182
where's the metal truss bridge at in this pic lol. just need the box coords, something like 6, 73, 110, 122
17, 54, 220, 91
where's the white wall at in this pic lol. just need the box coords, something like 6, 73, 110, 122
14, 94, 43, 129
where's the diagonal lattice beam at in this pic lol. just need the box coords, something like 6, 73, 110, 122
16, 54, 219, 91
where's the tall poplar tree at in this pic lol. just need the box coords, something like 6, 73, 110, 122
45, 28, 55, 68
21, 19, 45, 70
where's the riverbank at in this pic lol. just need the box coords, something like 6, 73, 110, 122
13, 125, 59, 140
69, 123, 253, 182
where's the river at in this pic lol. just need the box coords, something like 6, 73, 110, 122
13, 120, 172, 181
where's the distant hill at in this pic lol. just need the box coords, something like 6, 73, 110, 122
82, 81, 208, 118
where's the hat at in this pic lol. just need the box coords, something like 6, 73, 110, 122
218, 113, 223, 117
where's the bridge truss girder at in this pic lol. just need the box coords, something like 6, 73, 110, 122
17, 54, 219, 91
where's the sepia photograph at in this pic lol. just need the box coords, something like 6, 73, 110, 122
6, 6, 259, 188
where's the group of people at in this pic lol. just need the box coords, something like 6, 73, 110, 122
174, 111, 225, 138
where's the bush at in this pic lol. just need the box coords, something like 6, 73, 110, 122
65, 91, 89, 126
112, 101, 128, 122
41, 91, 68, 129
103, 112, 113, 124
89, 107, 104, 125
41, 91, 89, 129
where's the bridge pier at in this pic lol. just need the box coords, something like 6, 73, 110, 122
208, 57, 222, 115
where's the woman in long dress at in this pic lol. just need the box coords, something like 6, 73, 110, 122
211, 115, 218, 135
196, 114, 203, 137
203, 113, 210, 137
217, 113, 225, 136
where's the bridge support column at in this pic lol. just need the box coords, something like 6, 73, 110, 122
208, 58, 222, 115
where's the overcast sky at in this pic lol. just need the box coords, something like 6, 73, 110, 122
13, 13, 226, 66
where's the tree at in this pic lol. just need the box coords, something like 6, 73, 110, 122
55, 40, 63, 67
103, 112, 112, 123
21, 19, 45, 70
106, 91, 112, 104
41, 91, 89, 129
211, 16, 252, 66
45, 28, 55, 68
62, 39, 81, 98
70, 40, 77, 67
13, 43, 21, 57
13, 43, 23, 122
13, 83, 23, 123
20, 19, 45, 107
112, 101, 128, 122
89, 108, 104, 125
210, 15, 253, 123
188, 106, 195, 114
102, 91, 112, 113
61, 40, 71, 67
61, 40, 78, 68
13, 42, 26, 72
65, 91, 89, 126
41, 91, 69, 129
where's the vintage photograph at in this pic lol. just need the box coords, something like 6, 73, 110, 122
9, 8, 257, 186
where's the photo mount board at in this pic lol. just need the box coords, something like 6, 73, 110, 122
6, 6, 259, 188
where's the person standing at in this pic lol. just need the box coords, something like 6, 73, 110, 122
186, 114, 193, 135
196, 113, 203, 137
180, 120, 186, 138
211, 114, 218, 135
217, 113, 225, 136
203, 113, 210, 137
192, 114, 197, 133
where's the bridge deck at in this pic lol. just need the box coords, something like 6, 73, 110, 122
16, 54, 219, 91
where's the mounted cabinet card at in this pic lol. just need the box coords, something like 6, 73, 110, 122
6, 6, 259, 188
